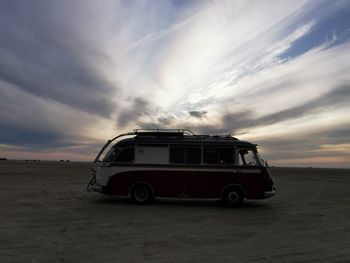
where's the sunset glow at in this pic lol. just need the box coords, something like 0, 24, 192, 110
0, 0, 349, 167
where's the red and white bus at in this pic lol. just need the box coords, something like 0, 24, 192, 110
87, 129, 275, 207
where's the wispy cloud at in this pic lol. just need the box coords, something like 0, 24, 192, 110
0, 0, 349, 166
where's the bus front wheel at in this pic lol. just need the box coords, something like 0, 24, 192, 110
222, 187, 244, 207
130, 184, 153, 205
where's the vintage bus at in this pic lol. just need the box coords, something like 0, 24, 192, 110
87, 129, 275, 206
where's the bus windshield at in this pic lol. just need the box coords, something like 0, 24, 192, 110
256, 151, 266, 167
102, 147, 119, 162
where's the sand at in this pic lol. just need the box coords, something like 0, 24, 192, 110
0, 161, 349, 262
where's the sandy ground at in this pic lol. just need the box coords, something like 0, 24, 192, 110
0, 161, 349, 263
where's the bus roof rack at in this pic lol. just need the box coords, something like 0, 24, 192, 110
134, 129, 195, 137
211, 135, 239, 140
133, 129, 238, 140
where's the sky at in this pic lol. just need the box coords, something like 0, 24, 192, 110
0, 0, 350, 167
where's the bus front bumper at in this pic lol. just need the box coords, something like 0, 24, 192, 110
264, 188, 276, 198
91, 184, 104, 193
87, 175, 104, 193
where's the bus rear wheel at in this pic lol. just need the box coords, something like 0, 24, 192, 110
222, 187, 244, 207
130, 184, 153, 205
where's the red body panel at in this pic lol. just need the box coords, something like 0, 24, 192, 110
105, 167, 272, 199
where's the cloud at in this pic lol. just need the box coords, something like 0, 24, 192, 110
0, 0, 349, 167
117, 97, 153, 128
0, 80, 109, 152
150, 0, 314, 109
188, 111, 207, 119
180, 84, 350, 136
0, 1, 119, 117
253, 85, 350, 127
255, 124, 350, 167
157, 116, 176, 126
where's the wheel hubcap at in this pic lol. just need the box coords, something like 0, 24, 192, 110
135, 187, 149, 202
227, 192, 239, 202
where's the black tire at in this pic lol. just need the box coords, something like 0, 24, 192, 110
222, 187, 245, 207
130, 184, 153, 205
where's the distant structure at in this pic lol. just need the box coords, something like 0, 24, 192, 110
0, 158, 7, 161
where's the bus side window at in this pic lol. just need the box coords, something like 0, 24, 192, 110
238, 149, 258, 166
204, 148, 234, 165
170, 147, 201, 164
170, 148, 185, 164
219, 149, 234, 165
115, 147, 134, 163
186, 148, 201, 164
204, 149, 219, 164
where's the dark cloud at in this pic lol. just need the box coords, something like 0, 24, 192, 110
255, 124, 350, 161
0, 121, 100, 152
222, 111, 254, 132
0, 124, 103, 160
0, 125, 64, 149
188, 110, 207, 118
257, 85, 350, 126
319, 127, 350, 144
191, 85, 350, 135
0, 1, 117, 116
136, 86, 350, 145
119, 99, 179, 129
158, 116, 176, 126
118, 98, 151, 127
136, 122, 163, 130
190, 125, 231, 135
0, 80, 104, 151
135, 115, 176, 130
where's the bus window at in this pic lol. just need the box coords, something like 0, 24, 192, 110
204, 148, 234, 165
204, 149, 219, 164
170, 148, 185, 164
170, 147, 201, 164
103, 147, 119, 162
219, 148, 234, 165
238, 149, 259, 166
186, 148, 201, 164
115, 147, 134, 163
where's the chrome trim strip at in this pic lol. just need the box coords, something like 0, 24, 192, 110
237, 169, 261, 173
108, 166, 261, 174
264, 190, 276, 198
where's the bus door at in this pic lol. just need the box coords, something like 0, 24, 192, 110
236, 148, 264, 198
184, 147, 235, 198
134, 146, 183, 198
169, 147, 205, 198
